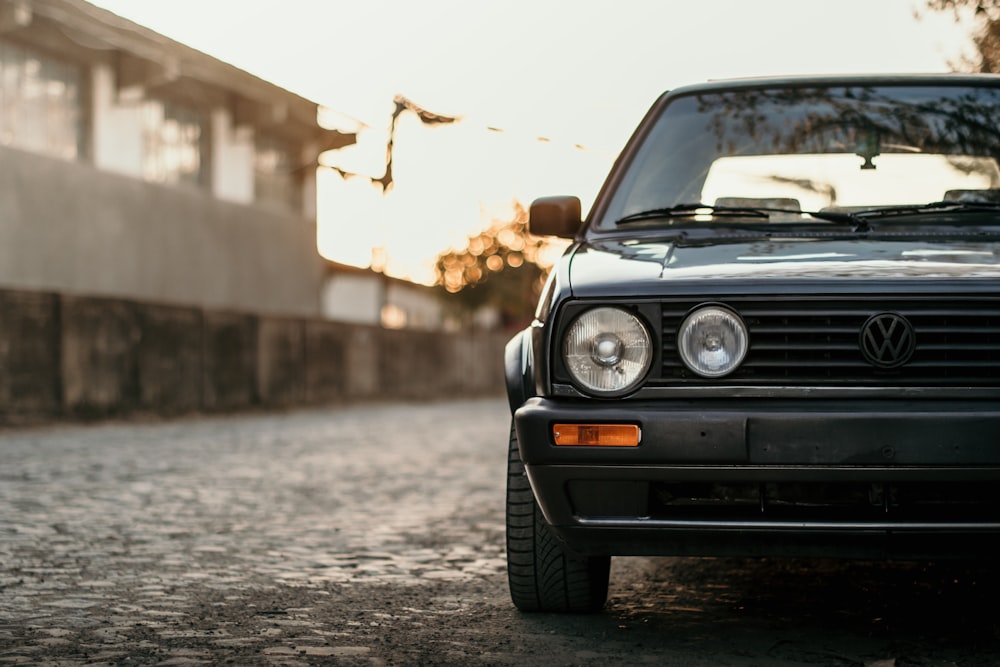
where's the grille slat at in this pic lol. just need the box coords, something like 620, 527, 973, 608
660, 295, 1000, 387
751, 327, 859, 336
750, 342, 860, 351
915, 328, 1000, 336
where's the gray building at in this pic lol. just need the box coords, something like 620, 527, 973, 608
0, 0, 355, 316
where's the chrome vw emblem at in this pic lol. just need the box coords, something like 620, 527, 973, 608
859, 313, 915, 368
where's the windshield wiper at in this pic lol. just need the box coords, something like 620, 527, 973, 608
851, 200, 1000, 219
616, 203, 783, 225
801, 208, 870, 231
615, 202, 870, 231
613, 199, 1000, 232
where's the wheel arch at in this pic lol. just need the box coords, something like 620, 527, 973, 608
504, 329, 535, 414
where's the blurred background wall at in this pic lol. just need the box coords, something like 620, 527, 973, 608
0, 1, 508, 425
0, 145, 329, 316
0, 287, 507, 424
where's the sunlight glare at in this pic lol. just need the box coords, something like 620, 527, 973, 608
84, 0, 980, 286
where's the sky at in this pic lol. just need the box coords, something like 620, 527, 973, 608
87, 0, 979, 284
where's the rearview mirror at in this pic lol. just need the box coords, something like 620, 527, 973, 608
529, 196, 582, 239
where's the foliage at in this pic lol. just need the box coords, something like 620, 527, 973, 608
928, 0, 1000, 16
434, 203, 562, 329
926, 0, 1000, 72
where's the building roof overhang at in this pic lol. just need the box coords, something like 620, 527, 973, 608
0, 0, 356, 152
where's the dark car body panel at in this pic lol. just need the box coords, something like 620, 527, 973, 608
514, 395, 1000, 558
507, 74, 1000, 561
568, 236, 1000, 297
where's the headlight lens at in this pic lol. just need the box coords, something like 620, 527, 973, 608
678, 306, 748, 378
563, 307, 652, 395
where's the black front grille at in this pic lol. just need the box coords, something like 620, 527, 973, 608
661, 295, 1000, 386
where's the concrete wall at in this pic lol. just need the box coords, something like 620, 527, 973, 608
321, 271, 449, 330
0, 144, 325, 317
0, 288, 508, 424
321, 273, 384, 326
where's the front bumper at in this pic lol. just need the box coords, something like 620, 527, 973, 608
513, 397, 1000, 559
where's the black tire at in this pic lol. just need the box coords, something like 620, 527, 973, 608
505, 420, 611, 613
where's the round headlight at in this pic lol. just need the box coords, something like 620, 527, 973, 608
563, 307, 652, 395
678, 306, 748, 378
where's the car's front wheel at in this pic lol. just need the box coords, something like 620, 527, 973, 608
505, 420, 610, 613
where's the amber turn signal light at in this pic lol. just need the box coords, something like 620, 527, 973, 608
552, 423, 641, 447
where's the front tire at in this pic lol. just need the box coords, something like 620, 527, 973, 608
505, 420, 610, 612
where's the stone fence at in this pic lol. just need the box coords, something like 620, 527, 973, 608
0, 288, 509, 424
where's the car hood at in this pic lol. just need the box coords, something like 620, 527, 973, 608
567, 235, 1000, 297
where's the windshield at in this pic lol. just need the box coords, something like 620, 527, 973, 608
594, 83, 1000, 230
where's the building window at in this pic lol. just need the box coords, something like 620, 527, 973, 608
0, 39, 82, 160
142, 99, 205, 187
255, 134, 297, 210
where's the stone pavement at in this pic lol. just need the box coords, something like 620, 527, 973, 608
0, 398, 512, 665
6, 397, 1000, 667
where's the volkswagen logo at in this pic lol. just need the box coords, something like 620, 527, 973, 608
859, 313, 916, 368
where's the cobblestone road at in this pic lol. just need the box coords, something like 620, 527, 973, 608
3, 398, 1000, 666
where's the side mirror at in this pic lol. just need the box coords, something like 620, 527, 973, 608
529, 196, 582, 239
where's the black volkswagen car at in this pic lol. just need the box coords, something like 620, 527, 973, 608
505, 74, 1000, 613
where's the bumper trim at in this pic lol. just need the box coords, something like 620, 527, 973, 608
576, 517, 1000, 532
515, 396, 1000, 465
